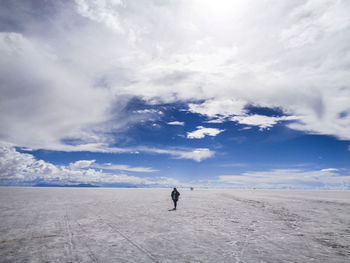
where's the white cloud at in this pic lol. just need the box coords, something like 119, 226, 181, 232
280, 0, 350, 49
189, 99, 246, 118
320, 168, 339, 172
1, 0, 350, 156
139, 147, 215, 162
92, 163, 158, 173
134, 109, 163, 115
219, 169, 350, 189
0, 142, 40, 180
189, 100, 299, 130
69, 160, 96, 169
12, 142, 215, 162
167, 121, 185, 126
0, 32, 112, 149
0, 143, 177, 186
187, 126, 225, 139
31, 143, 131, 154
206, 117, 227, 124
0, 142, 65, 182
231, 115, 298, 130
75, 0, 125, 33
176, 148, 215, 162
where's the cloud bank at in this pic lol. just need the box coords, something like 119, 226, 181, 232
0, 143, 180, 186
219, 169, 350, 189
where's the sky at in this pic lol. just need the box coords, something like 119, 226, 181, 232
0, 0, 350, 189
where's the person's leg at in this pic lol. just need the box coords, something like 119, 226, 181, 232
174, 200, 177, 210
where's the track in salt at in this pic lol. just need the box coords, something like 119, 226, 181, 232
100, 217, 159, 263
65, 205, 99, 263
81, 203, 159, 263
221, 193, 316, 263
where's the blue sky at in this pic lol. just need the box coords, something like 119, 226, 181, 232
0, 0, 350, 189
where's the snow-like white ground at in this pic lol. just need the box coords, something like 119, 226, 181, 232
0, 188, 349, 263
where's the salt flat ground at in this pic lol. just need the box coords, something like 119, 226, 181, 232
0, 188, 349, 263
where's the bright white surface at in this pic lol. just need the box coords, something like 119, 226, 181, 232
0, 188, 349, 262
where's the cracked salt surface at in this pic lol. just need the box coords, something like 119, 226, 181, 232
0, 188, 349, 262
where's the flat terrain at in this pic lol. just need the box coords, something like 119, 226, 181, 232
0, 188, 349, 262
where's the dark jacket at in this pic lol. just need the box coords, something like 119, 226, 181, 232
171, 190, 180, 201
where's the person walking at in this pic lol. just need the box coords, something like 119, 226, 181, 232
171, 188, 180, 210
